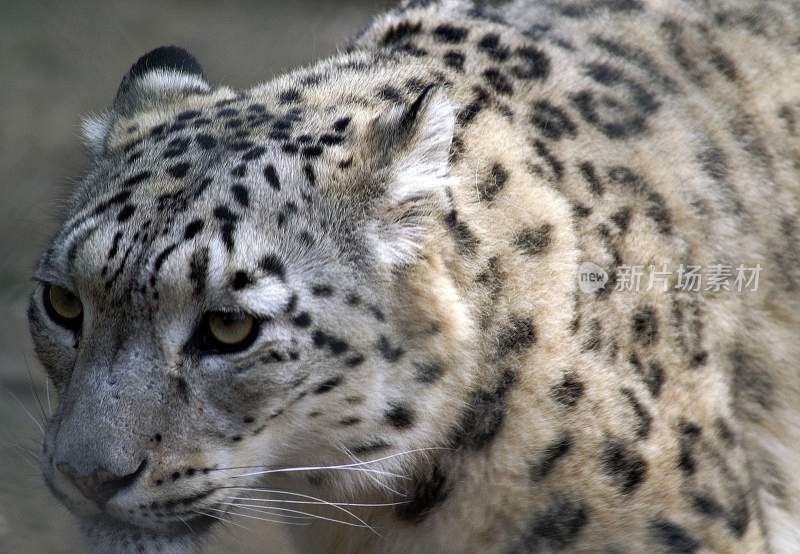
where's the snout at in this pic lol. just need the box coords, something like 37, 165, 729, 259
41, 415, 226, 539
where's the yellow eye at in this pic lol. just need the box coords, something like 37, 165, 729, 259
202, 311, 258, 352
43, 284, 83, 329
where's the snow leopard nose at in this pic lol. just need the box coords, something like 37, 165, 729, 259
56, 459, 147, 505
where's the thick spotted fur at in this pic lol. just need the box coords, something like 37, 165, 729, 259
30, 1, 800, 553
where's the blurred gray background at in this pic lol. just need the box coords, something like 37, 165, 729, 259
0, 1, 393, 551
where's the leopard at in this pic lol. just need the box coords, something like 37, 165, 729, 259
28, 0, 800, 552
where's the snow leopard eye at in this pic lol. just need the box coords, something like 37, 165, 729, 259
42, 284, 83, 331
196, 311, 260, 354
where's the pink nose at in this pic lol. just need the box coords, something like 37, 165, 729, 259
56, 460, 146, 504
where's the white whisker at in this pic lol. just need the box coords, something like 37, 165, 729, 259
24, 354, 48, 425
205, 506, 310, 526
6, 390, 45, 436
233, 465, 409, 480
227, 496, 409, 508
340, 445, 405, 496
229, 505, 314, 520
219, 447, 448, 479
224, 502, 372, 529
222, 487, 380, 536
177, 515, 195, 535
45, 378, 52, 416
193, 509, 250, 532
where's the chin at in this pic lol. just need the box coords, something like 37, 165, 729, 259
78, 515, 216, 554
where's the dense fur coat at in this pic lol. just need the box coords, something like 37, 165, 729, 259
29, 1, 799, 552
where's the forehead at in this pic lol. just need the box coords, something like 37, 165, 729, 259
40, 89, 360, 304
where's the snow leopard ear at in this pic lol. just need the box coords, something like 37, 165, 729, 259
81, 46, 209, 153
367, 85, 457, 266
114, 46, 209, 113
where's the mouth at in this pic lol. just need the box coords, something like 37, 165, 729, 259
110, 489, 225, 533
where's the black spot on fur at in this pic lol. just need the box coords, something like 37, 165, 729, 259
377, 335, 404, 362
477, 163, 508, 201
163, 137, 190, 158
578, 161, 604, 195
631, 305, 659, 346
677, 420, 702, 476
313, 375, 342, 394
530, 434, 573, 481
184, 219, 204, 240
379, 85, 404, 102
552, 373, 584, 408
515, 223, 553, 256
620, 388, 652, 439
414, 361, 444, 384
123, 171, 151, 188
570, 62, 659, 139
630, 353, 665, 398
385, 403, 415, 429
482, 67, 514, 95
319, 134, 343, 146
381, 20, 422, 46
716, 418, 736, 448
477, 33, 510, 61
176, 109, 201, 121
533, 139, 564, 181
263, 164, 281, 190
231, 271, 253, 291
302, 145, 323, 158
333, 117, 351, 132
277, 201, 297, 228
456, 86, 490, 125
351, 440, 390, 455
116, 204, 136, 222
510, 495, 589, 552
230, 185, 249, 208
151, 244, 178, 286
444, 210, 480, 256
167, 162, 191, 179
433, 24, 468, 43
511, 46, 551, 80
292, 312, 312, 328
451, 369, 516, 450
496, 316, 536, 358
610, 206, 632, 232
242, 146, 266, 161
443, 50, 465, 71
188, 247, 209, 296
590, 35, 678, 94
278, 89, 302, 104
709, 47, 738, 81
648, 519, 699, 553
346, 354, 365, 367
311, 284, 333, 297
531, 100, 577, 141
213, 205, 239, 252
395, 462, 452, 523
312, 330, 349, 355
259, 254, 285, 281
600, 440, 647, 494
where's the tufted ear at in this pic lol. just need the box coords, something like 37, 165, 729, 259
81, 46, 209, 153
368, 85, 457, 266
